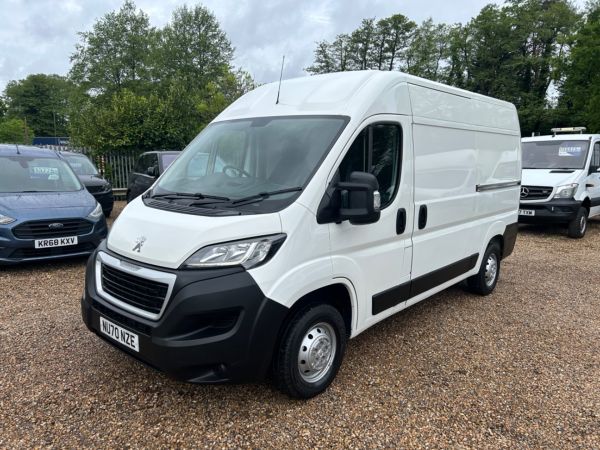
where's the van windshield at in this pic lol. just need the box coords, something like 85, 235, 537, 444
64, 154, 99, 176
522, 140, 590, 169
153, 116, 348, 212
0, 155, 83, 193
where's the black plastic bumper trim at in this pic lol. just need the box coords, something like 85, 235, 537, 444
372, 253, 479, 315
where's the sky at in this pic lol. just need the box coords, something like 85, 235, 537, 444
0, 0, 588, 92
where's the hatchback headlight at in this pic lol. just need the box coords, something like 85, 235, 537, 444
0, 214, 16, 225
554, 183, 578, 199
87, 202, 103, 220
182, 234, 286, 269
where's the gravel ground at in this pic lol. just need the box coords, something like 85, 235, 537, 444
1, 202, 599, 448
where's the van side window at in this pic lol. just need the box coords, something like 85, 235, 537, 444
338, 123, 401, 208
591, 143, 600, 173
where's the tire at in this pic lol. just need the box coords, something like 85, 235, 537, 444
567, 207, 588, 239
466, 241, 501, 296
274, 304, 347, 399
103, 209, 112, 218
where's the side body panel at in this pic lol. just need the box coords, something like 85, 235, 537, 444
409, 84, 520, 286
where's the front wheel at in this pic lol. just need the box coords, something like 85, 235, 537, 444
567, 207, 588, 239
274, 304, 347, 399
466, 242, 501, 295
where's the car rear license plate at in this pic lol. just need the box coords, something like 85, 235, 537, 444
99, 316, 139, 352
519, 209, 535, 216
34, 236, 78, 248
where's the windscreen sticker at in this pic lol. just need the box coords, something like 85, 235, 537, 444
558, 145, 584, 157
30, 166, 59, 179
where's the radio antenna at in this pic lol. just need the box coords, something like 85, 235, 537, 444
276, 55, 285, 105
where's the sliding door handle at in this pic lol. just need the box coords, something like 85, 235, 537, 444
418, 205, 428, 230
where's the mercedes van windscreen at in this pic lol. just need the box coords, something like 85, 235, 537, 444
0, 155, 83, 193
150, 115, 348, 213
522, 140, 590, 170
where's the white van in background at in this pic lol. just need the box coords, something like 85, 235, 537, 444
81, 71, 521, 398
520, 128, 600, 238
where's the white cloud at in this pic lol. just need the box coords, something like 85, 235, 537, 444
0, 0, 588, 91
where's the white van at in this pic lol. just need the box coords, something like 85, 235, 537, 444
82, 71, 521, 398
520, 128, 600, 238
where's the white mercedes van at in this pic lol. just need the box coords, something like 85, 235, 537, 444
82, 71, 521, 398
520, 128, 600, 238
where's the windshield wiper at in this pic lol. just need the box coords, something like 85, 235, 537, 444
151, 192, 231, 202
229, 187, 303, 206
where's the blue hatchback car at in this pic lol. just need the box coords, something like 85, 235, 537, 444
0, 144, 108, 264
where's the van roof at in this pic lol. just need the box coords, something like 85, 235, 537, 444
0, 144, 58, 158
522, 134, 600, 142
216, 70, 517, 124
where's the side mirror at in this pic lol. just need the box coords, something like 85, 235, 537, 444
146, 166, 158, 177
317, 171, 381, 225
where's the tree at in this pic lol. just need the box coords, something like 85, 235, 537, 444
467, 0, 579, 134
68, 1, 253, 153
4, 74, 74, 136
0, 118, 33, 144
69, 0, 156, 97
559, 3, 600, 132
0, 96, 6, 119
156, 5, 234, 90
405, 19, 451, 81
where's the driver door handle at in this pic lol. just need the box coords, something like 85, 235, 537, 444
396, 209, 406, 235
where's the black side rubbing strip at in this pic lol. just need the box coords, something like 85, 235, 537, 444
476, 180, 521, 192
371, 253, 479, 315
372, 282, 410, 315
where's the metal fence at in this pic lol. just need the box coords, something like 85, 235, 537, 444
38, 145, 141, 198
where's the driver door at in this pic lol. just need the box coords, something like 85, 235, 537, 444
327, 115, 414, 330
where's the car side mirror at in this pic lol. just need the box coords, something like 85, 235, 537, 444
317, 171, 381, 225
146, 166, 158, 177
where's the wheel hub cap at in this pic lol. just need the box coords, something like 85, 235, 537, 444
298, 322, 336, 383
484, 254, 498, 287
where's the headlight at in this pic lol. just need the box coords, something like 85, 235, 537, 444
0, 214, 16, 225
182, 234, 286, 269
87, 202, 103, 220
554, 183, 578, 199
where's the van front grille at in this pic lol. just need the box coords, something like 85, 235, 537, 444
13, 219, 93, 239
520, 185, 553, 201
101, 263, 169, 315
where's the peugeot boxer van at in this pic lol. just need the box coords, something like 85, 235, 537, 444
520, 128, 600, 238
81, 71, 521, 398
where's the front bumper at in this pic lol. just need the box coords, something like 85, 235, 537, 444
0, 218, 108, 265
518, 199, 581, 224
81, 243, 289, 383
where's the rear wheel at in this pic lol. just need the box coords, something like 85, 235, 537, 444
466, 241, 501, 295
567, 207, 588, 239
274, 304, 347, 399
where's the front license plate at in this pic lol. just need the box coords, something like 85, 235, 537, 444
34, 236, 78, 248
99, 316, 139, 352
519, 209, 535, 216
